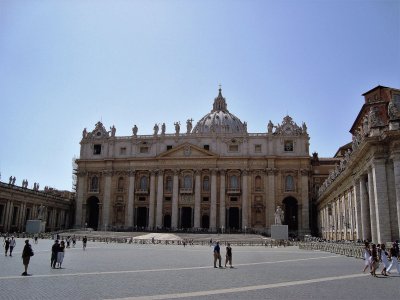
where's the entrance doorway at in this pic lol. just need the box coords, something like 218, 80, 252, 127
181, 207, 192, 228
164, 214, 171, 229
282, 197, 298, 231
201, 215, 209, 229
228, 207, 240, 230
86, 197, 99, 230
136, 207, 147, 228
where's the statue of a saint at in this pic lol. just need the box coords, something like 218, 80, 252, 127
302, 122, 307, 134
110, 125, 116, 137
274, 206, 284, 225
153, 123, 159, 135
82, 128, 87, 138
186, 119, 193, 134
174, 122, 180, 135
37, 204, 45, 220
161, 123, 166, 135
267, 120, 273, 133
132, 125, 138, 136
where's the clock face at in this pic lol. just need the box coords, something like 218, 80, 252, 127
96, 132, 102, 136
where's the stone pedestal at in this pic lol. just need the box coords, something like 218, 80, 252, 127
271, 224, 288, 240
26, 220, 46, 233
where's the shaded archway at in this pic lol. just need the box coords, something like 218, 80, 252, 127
86, 196, 99, 230
228, 207, 240, 230
181, 207, 192, 229
164, 214, 171, 229
282, 197, 298, 231
136, 207, 148, 228
201, 215, 209, 229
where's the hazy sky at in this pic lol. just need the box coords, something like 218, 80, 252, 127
0, 0, 399, 191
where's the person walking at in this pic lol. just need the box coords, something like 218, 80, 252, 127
362, 241, 371, 273
51, 240, 60, 269
4, 237, 10, 256
9, 237, 16, 257
82, 236, 87, 250
213, 241, 222, 268
57, 240, 65, 268
72, 235, 76, 248
21, 239, 34, 276
225, 243, 233, 268
370, 244, 379, 277
387, 247, 400, 274
380, 243, 390, 276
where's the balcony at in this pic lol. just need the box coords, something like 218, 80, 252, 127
180, 188, 193, 194
135, 189, 149, 195
226, 188, 241, 195
89, 188, 99, 193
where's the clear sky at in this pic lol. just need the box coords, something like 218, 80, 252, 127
0, 0, 399, 191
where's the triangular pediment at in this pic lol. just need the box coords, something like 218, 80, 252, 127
158, 143, 217, 159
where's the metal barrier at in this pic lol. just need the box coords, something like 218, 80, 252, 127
299, 242, 364, 258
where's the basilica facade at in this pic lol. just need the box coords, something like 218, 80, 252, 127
75, 89, 314, 235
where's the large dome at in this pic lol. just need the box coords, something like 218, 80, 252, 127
192, 89, 247, 134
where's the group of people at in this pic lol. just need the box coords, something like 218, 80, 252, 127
212, 241, 233, 268
362, 240, 400, 277
50, 240, 66, 268
3, 236, 16, 256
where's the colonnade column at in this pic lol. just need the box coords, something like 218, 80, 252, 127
353, 180, 362, 240
148, 170, 156, 230
241, 170, 248, 230
372, 159, 392, 243
155, 170, 164, 229
194, 170, 201, 229
219, 170, 226, 230
102, 170, 112, 230
171, 169, 179, 229
266, 168, 276, 231
210, 169, 217, 232
300, 169, 310, 234
359, 176, 371, 241
367, 169, 377, 243
126, 170, 135, 228
75, 172, 86, 228
392, 153, 400, 238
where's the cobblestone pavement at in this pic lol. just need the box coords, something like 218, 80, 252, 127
1, 238, 399, 300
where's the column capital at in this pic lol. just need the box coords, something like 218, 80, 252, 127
390, 152, 400, 161
173, 169, 180, 176
76, 170, 87, 177
102, 170, 113, 177
266, 168, 278, 175
157, 169, 164, 176
128, 170, 136, 177
150, 170, 157, 176
219, 169, 226, 175
300, 169, 309, 176
210, 168, 218, 175
241, 169, 249, 176
194, 169, 202, 176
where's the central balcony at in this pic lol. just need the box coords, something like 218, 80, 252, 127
226, 188, 241, 195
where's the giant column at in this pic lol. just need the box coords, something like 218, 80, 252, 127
353, 180, 362, 240
148, 170, 156, 230
392, 153, 400, 238
219, 170, 226, 230
194, 170, 201, 229
367, 168, 378, 243
171, 169, 179, 229
241, 170, 249, 230
75, 171, 86, 228
210, 169, 217, 231
102, 170, 112, 230
267, 168, 276, 231
359, 176, 371, 241
372, 159, 392, 243
300, 169, 310, 234
126, 170, 136, 228
156, 170, 164, 229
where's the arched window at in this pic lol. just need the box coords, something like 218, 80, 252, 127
183, 175, 192, 189
166, 176, 173, 192
230, 175, 238, 189
140, 176, 148, 190
255, 176, 262, 191
117, 177, 124, 191
202, 176, 210, 191
90, 177, 99, 192
285, 175, 294, 191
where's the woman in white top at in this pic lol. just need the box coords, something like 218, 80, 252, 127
380, 244, 389, 276
362, 241, 371, 273
387, 247, 400, 274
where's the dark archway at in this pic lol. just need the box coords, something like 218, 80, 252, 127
164, 214, 171, 229
86, 196, 99, 230
181, 207, 192, 229
201, 215, 209, 229
282, 197, 298, 231
228, 207, 240, 230
136, 207, 148, 228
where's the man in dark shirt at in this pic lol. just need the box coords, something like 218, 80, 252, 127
213, 241, 222, 268
51, 240, 60, 269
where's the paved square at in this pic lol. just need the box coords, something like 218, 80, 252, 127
1, 237, 399, 299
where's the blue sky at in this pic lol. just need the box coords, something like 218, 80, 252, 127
0, 0, 399, 191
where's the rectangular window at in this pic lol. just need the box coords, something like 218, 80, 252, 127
166, 145, 173, 150
229, 145, 238, 152
202, 197, 209, 202
140, 146, 149, 153
203, 145, 209, 150
230, 197, 238, 202
164, 197, 171, 201
254, 144, 262, 153
284, 140, 293, 152
139, 197, 146, 201
93, 144, 102, 155
120, 147, 127, 155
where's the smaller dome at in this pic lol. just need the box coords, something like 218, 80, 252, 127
192, 89, 247, 134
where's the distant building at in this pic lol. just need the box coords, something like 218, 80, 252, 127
75, 88, 317, 236
317, 86, 400, 243
0, 182, 74, 233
